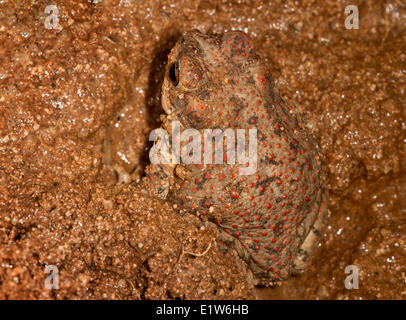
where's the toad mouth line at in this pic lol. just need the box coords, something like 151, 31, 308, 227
149, 120, 258, 176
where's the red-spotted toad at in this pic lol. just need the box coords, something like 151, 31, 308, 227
146, 30, 328, 286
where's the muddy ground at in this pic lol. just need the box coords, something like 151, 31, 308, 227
0, 0, 405, 299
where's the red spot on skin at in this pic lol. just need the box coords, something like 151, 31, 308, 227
231, 191, 239, 199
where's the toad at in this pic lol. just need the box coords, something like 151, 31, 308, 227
145, 30, 328, 286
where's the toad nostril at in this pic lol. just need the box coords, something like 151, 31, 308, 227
169, 62, 179, 87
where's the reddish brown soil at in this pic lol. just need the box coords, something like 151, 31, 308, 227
0, 0, 405, 299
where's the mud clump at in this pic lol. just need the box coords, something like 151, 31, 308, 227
0, 182, 253, 299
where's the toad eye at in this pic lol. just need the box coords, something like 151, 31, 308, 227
168, 56, 203, 90
169, 61, 180, 87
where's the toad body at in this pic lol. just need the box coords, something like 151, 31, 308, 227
146, 30, 328, 286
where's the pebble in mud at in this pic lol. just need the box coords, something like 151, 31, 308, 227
146, 30, 328, 286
